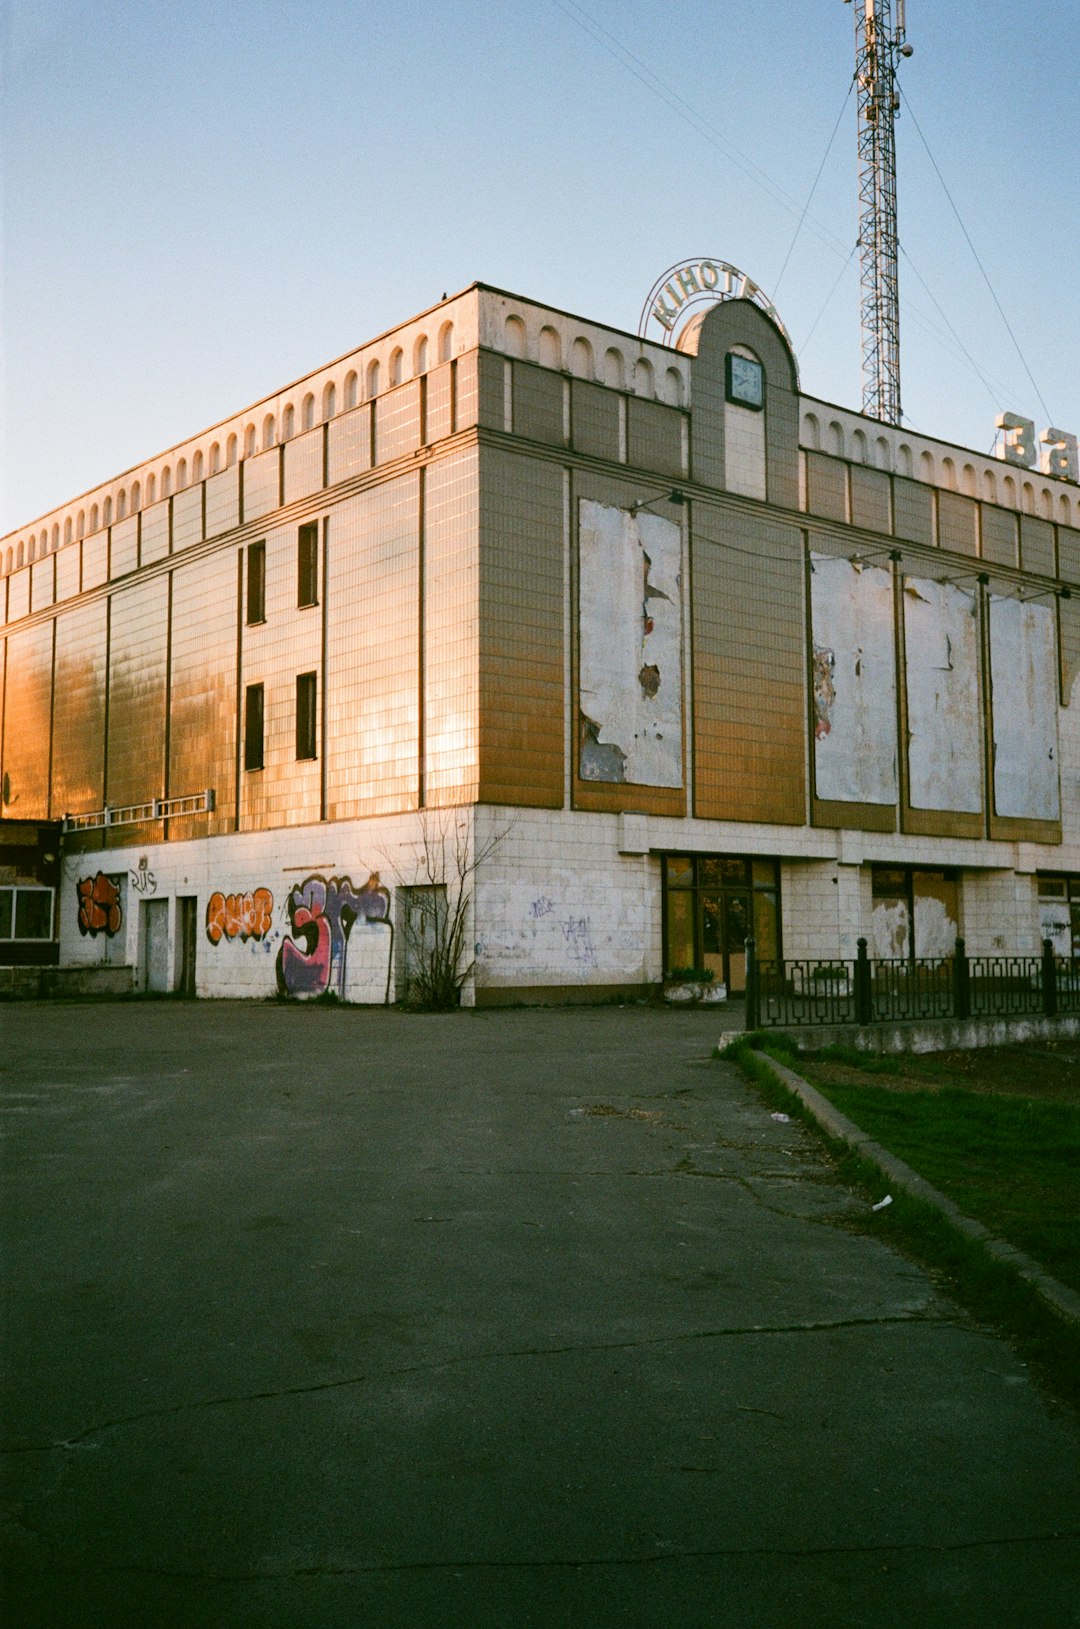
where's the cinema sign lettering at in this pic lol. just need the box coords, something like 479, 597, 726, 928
996, 412, 1079, 484
638, 258, 794, 359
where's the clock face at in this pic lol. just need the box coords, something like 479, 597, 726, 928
726, 353, 764, 410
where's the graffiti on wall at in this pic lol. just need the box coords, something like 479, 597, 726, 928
277, 873, 392, 1000
206, 888, 275, 945
76, 873, 122, 937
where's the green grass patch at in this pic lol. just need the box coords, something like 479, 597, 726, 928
806, 1079, 1080, 1296
721, 1038, 1080, 1415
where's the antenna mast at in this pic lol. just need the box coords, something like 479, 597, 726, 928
850, 0, 912, 425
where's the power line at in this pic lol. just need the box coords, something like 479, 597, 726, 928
899, 87, 1053, 423
774, 76, 856, 299
546, 0, 851, 260
898, 246, 1010, 407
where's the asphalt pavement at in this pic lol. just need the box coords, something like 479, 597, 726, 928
2, 1001, 1079, 1627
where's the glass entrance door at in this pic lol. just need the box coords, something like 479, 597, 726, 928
664, 856, 780, 992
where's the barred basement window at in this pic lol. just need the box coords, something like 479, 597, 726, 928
295, 672, 317, 760
297, 522, 319, 608
244, 683, 265, 771
246, 540, 266, 624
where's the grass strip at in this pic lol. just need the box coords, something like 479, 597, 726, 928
721, 1035, 1080, 1416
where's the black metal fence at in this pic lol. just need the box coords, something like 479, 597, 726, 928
744, 936, 1077, 1031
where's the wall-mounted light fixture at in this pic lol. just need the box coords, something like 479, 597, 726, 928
629, 489, 685, 516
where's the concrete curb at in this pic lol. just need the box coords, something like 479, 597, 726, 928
745, 1048, 1080, 1330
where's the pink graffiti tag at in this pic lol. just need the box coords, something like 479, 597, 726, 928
76, 873, 122, 937
277, 873, 391, 998
206, 888, 274, 945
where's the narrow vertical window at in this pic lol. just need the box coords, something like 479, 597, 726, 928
244, 683, 265, 770
295, 672, 317, 760
297, 522, 319, 608
246, 540, 266, 624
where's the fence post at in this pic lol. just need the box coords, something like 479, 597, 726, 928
744, 936, 759, 1032
854, 937, 873, 1025
952, 936, 970, 1020
1042, 937, 1058, 1018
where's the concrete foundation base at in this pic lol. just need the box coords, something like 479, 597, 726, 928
718, 1012, 1080, 1055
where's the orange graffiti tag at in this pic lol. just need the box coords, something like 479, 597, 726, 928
77, 872, 122, 937
206, 887, 274, 945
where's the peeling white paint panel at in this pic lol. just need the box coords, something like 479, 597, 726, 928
904, 577, 981, 813
990, 595, 1060, 820
1040, 902, 1071, 957
811, 555, 896, 805
913, 882, 958, 958
872, 899, 908, 959
578, 501, 682, 788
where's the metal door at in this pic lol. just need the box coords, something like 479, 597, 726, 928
178, 896, 197, 996
141, 899, 169, 993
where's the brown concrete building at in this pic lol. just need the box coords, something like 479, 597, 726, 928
2, 282, 1079, 1001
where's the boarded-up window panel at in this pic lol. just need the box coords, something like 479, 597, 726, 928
82, 533, 108, 591
627, 398, 683, 478
110, 515, 139, 579
903, 578, 981, 812
243, 450, 281, 522
938, 491, 978, 557
204, 467, 240, 539
6, 571, 29, 622
1020, 516, 1055, 577
989, 595, 1059, 819
513, 362, 564, 446
55, 545, 81, 602
805, 452, 848, 523
693, 513, 805, 824
850, 465, 890, 533
172, 486, 204, 553
1059, 526, 1080, 584
327, 405, 372, 486
140, 500, 171, 564
893, 477, 934, 546
2, 622, 53, 816
811, 555, 897, 805
283, 426, 324, 505
425, 363, 453, 444
51, 600, 107, 817
578, 500, 682, 789
572, 380, 620, 461
31, 556, 55, 612
981, 505, 1018, 568
375, 382, 421, 465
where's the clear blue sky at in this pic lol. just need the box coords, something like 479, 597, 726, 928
2, 0, 1077, 535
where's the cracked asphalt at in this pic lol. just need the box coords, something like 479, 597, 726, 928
2, 1002, 1079, 1628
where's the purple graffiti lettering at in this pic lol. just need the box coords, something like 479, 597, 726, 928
277, 872, 392, 999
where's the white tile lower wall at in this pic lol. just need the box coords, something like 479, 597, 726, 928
60, 811, 475, 1003
474, 807, 658, 988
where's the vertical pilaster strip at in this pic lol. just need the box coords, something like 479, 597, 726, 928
234, 550, 243, 831
163, 572, 173, 839
562, 468, 572, 809
102, 596, 112, 834
418, 467, 426, 809
46, 618, 57, 819
320, 515, 329, 822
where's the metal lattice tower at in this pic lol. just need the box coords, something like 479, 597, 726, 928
851, 0, 911, 425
